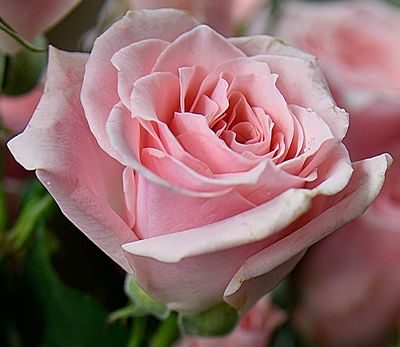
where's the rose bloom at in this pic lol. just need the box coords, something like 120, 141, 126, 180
276, 1, 400, 345
175, 296, 286, 347
9, 9, 390, 314
0, 0, 82, 53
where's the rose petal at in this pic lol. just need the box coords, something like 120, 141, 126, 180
224, 153, 391, 312
152, 25, 245, 75
135, 174, 255, 238
8, 47, 136, 272
81, 9, 198, 159
122, 187, 313, 313
111, 39, 169, 109
130, 72, 180, 123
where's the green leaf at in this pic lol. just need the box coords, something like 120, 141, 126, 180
178, 302, 238, 337
2, 35, 47, 96
22, 227, 129, 346
124, 275, 170, 320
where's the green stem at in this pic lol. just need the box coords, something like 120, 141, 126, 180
150, 313, 179, 347
127, 317, 147, 347
0, 17, 47, 52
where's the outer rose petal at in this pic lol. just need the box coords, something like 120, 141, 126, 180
0, 0, 81, 53
122, 153, 390, 314
8, 47, 136, 272
81, 9, 198, 159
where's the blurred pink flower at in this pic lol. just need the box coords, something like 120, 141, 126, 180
293, 166, 400, 346
129, 0, 266, 35
276, 1, 400, 345
276, 0, 400, 161
0, 86, 42, 134
0, 0, 82, 53
175, 296, 286, 347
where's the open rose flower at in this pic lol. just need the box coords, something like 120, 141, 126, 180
175, 295, 286, 347
0, 0, 81, 53
8, 9, 390, 314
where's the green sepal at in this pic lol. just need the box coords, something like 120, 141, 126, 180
124, 275, 170, 320
178, 302, 238, 337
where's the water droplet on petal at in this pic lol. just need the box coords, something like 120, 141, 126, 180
306, 107, 312, 112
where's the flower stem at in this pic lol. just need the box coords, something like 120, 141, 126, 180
0, 17, 47, 53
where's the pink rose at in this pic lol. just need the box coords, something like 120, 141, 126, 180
175, 296, 286, 347
292, 153, 400, 347
0, 0, 82, 53
9, 9, 390, 314
0, 86, 42, 134
129, 0, 266, 36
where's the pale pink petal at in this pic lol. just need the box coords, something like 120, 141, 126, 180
258, 54, 348, 142
8, 47, 136, 272
130, 72, 180, 123
122, 188, 314, 313
81, 9, 198, 159
229, 36, 348, 141
135, 174, 255, 238
172, 112, 256, 173
224, 154, 391, 312
279, 104, 334, 175
0, 0, 81, 53
237, 160, 306, 205
191, 57, 271, 111
111, 39, 169, 109
121, 152, 390, 314
179, 65, 207, 112
140, 147, 272, 194
107, 105, 233, 197
122, 167, 136, 229
152, 25, 245, 74
227, 72, 295, 162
